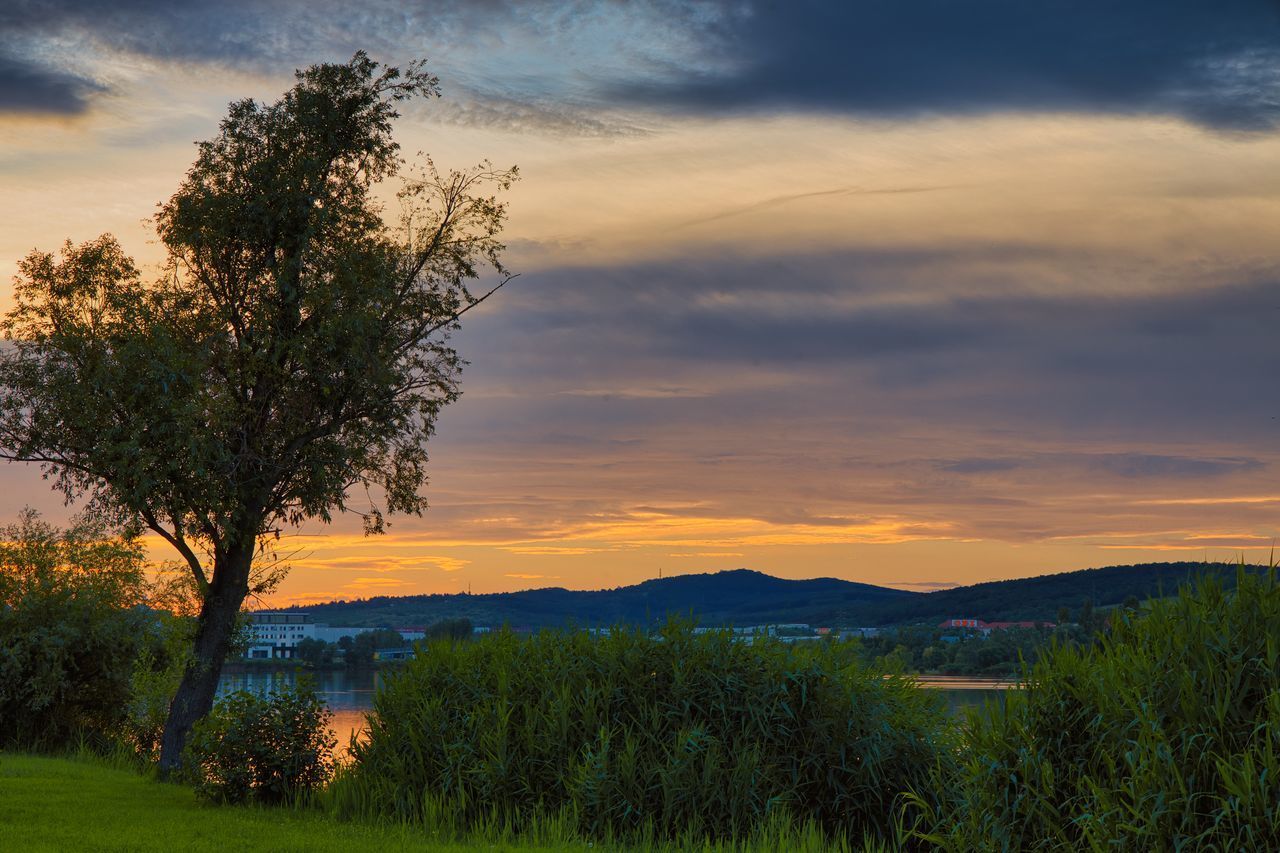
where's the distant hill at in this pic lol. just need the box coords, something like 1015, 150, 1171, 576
288, 569, 913, 628
287, 562, 1262, 630
836, 561, 1261, 627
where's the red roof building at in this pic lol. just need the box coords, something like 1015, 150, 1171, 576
938, 618, 1056, 632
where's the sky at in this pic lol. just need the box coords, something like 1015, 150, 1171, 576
2, 1, 1279, 604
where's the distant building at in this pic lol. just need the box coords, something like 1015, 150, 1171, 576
733, 623, 813, 637
937, 618, 1055, 635
246, 612, 317, 659
939, 618, 986, 630
312, 625, 426, 644
245, 612, 425, 659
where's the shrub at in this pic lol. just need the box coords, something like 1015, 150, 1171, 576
332, 623, 954, 844
184, 682, 336, 805
0, 510, 152, 750
123, 609, 194, 761
928, 568, 1280, 850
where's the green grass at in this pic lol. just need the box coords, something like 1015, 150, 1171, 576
0, 753, 572, 852
0, 753, 869, 852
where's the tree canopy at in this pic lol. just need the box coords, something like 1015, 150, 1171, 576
0, 52, 516, 770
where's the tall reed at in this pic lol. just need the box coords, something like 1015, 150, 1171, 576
330, 622, 954, 845
921, 565, 1280, 850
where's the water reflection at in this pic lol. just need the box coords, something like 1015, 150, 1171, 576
913, 675, 1018, 717
217, 668, 381, 757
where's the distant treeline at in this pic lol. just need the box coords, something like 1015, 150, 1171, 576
293, 618, 474, 667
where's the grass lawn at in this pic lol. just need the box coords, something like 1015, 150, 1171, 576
0, 753, 577, 853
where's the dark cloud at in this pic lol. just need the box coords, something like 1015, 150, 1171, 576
617, 0, 1280, 131
5, 1, 1277, 128
938, 458, 1022, 474
3, 0, 337, 65
937, 454, 1263, 479
451, 248, 1280, 446
1089, 453, 1264, 479
0, 0, 671, 130
0, 51, 99, 114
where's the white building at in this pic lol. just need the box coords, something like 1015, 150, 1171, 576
245, 612, 318, 659
308, 625, 427, 644
245, 612, 426, 659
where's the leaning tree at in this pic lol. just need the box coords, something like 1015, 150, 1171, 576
0, 53, 516, 772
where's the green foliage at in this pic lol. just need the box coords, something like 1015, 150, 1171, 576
342, 627, 405, 667
426, 617, 473, 641
0, 51, 516, 767
0, 52, 514, 555
857, 624, 1076, 677
183, 682, 336, 805
926, 567, 1280, 850
295, 636, 335, 666
332, 622, 954, 845
0, 509, 153, 751
123, 610, 194, 761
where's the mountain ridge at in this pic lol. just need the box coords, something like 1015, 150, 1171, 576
282, 562, 1259, 629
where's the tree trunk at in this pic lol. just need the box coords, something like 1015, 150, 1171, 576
157, 546, 252, 777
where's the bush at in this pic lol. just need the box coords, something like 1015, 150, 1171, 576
123, 609, 194, 761
0, 510, 153, 750
332, 623, 954, 844
184, 682, 337, 805
929, 568, 1280, 850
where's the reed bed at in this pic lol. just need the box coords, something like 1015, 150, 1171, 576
920, 567, 1280, 850
329, 622, 954, 847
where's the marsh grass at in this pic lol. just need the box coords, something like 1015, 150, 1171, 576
330, 621, 953, 847
917, 564, 1280, 851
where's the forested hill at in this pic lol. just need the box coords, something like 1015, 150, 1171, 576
836, 561, 1261, 627
288, 562, 1259, 629
289, 569, 912, 628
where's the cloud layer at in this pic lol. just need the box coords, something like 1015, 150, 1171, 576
0, 51, 99, 113
623, 0, 1280, 131
4, 1, 1279, 130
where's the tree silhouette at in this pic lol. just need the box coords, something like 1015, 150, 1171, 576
0, 53, 516, 772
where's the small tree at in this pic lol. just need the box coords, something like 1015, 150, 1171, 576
426, 617, 473, 641
0, 53, 516, 772
0, 509, 151, 749
295, 637, 334, 666
185, 682, 336, 805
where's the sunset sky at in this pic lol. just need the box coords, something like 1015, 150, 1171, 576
2, 1, 1279, 604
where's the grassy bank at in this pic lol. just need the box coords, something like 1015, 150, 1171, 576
0, 753, 862, 852
0, 753, 567, 853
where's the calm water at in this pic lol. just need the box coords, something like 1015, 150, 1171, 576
217, 668, 1015, 755
912, 675, 1015, 716
217, 668, 383, 756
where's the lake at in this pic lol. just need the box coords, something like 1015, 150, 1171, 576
218, 667, 383, 757
912, 675, 1016, 716
217, 668, 1015, 756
